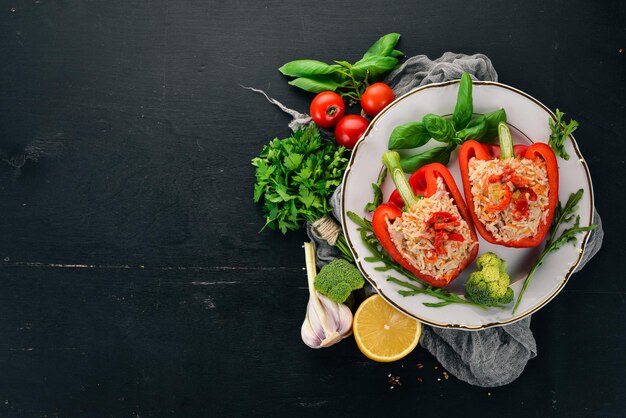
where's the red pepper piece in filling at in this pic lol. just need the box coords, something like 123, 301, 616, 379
428, 212, 457, 224
373, 161, 479, 287
427, 211, 460, 231
517, 187, 538, 202
485, 185, 512, 212
434, 231, 465, 255
458, 139, 559, 248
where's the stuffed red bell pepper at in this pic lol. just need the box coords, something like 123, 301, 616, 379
458, 122, 559, 248
372, 152, 479, 287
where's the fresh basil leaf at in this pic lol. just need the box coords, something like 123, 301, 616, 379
389, 49, 405, 58
400, 146, 451, 172
388, 122, 431, 149
352, 56, 398, 78
278, 60, 337, 77
456, 116, 488, 142
478, 108, 507, 142
333, 60, 352, 69
362, 33, 401, 59
452, 72, 473, 130
287, 76, 340, 93
422, 114, 455, 142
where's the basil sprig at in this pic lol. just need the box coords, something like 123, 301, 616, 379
279, 33, 404, 100
452, 72, 473, 130
388, 72, 507, 172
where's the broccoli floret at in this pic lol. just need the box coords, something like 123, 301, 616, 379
466, 252, 514, 305
475, 252, 505, 270
314, 259, 365, 303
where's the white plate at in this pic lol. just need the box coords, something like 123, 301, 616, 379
340, 80, 594, 330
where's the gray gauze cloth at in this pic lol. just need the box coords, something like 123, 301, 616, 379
251, 52, 604, 387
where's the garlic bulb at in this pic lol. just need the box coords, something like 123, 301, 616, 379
301, 242, 353, 349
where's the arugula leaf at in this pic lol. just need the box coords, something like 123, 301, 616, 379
548, 188, 584, 239
548, 109, 578, 160
452, 72, 473, 130
388, 122, 431, 149
252, 125, 348, 234
364, 167, 387, 212
362, 33, 402, 59
512, 189, 597, 314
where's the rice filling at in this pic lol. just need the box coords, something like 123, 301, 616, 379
387, 176, 476, 280
468, 156, 550, 242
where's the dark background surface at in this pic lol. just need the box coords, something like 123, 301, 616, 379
0, 0, 624, 416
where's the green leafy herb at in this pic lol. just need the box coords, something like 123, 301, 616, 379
346, 211, 503, 310
279, 33, 403, 100
387, 72, 507, 172
362, 33, 401, 59
512, 189, 597, 314
480, 108, 508, 142
252, 125, 348, 234
422, 114, 456, 143
548, 109, 579, 160
452, 72, 473, 130
399, 146, 453, 172
388, 122, 430, 150
287, 76, 341, 93
455, 115, 487, 143
388, 277, 505, 309
351, 56, 398, 78
364, 167, 387, 212
278, 60, 338, 77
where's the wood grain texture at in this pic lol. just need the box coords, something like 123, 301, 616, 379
0, 0, 624, 416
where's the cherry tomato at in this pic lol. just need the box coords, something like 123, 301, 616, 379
309, 91, 345, 128
360, 82, 395, 117
334, 115, 369, 149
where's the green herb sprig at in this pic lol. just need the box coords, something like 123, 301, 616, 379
512, 189, 597, 314
387, 276, 504, 309
548, 109, 579, 160
252, 125, 348, 233
346, 211, 503, 310
364, 167, 387, 212
279, 33, 403, 101
388, 72, 507, 172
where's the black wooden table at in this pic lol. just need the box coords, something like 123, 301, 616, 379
1, 1, 623, 416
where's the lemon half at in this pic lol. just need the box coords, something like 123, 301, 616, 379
353, 294, 422, 362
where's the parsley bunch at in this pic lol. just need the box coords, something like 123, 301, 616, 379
252, 125, 348, 234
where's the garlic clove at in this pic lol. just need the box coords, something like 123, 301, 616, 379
317, 293, 353, 338
300, 242, 354, 349
301, 292, 353, 349
301, 313, 322, 349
